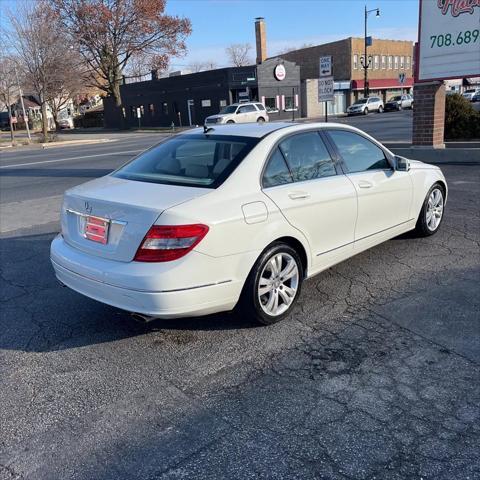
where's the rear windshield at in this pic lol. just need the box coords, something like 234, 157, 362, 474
113, 134, 259, 188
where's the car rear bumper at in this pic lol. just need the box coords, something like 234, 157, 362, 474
50, 234, 248, 318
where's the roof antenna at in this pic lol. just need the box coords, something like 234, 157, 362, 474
204, 125, 215, 134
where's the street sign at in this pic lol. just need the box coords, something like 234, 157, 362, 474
399, 73, 406, 84
418, 0, 480, 81
366, 36, 373, 47
318, 76, 334, 102
319, 56, 332, 77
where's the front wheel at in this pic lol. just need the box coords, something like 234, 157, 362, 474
378, 106, 383, 113
414, 184, 445, 237
363, 108, 369, 115
226, 120, 235, 124
238, 243, 303, 325
257, 116, 265, 123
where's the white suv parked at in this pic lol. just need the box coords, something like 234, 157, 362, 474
205, 102, 269, 125
347, 96, 384, 115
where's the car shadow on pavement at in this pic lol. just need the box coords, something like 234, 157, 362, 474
0, 232, 258, 353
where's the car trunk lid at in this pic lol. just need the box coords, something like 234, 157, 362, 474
61, 176, 209, 262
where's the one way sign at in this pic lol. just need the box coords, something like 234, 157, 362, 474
319, 56, 332, 77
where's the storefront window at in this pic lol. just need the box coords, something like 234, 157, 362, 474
284, 96, 297, 111
265, 97, 278, 113
148, 104, 154, 115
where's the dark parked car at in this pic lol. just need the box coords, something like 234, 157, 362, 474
384, 94, 414, 111
0, 112, 11, 130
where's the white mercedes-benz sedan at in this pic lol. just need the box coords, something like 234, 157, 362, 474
51, 123, 447, 325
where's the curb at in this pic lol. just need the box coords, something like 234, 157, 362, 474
41, 139, 115, 149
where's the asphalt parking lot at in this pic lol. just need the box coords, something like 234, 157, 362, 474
0, 133, 479, 479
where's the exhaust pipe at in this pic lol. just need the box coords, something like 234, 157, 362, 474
131, 312, 157, 323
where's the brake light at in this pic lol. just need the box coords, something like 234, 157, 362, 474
134, 224, 209, 262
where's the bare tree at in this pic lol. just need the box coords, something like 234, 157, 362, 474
0, 55, 19, 144
225, 43, 253, 67
7, 1, 80, 140
188, 60, 218, 73
52, 0, 192, 124
45, 59, 86, 130
276, 43, 315, 55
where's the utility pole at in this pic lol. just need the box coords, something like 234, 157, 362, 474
362, 6, 380, 98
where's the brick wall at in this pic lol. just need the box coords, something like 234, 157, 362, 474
277, 37, 413, 83
412, 82, 446, 148
350, 38, 414, 81
279, 39, 351, 80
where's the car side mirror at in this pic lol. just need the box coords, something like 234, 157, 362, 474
395, 155, 410, 172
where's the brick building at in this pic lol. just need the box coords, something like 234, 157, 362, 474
279, 37, 414, 117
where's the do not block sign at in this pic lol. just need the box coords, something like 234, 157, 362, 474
318, 76, 334, 102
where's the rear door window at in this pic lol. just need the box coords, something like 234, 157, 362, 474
263, 148, 293, 187
278, 132, 336, 182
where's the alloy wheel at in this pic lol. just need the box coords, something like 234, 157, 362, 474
426, 188, 444, 231
257, 252, 299, 317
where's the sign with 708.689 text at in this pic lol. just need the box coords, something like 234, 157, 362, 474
418, 0, 480, 81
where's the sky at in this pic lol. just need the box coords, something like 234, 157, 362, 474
0, 0, 420, 69
165, 0, 420, 69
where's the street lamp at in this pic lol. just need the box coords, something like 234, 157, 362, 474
360, 5, 380, 98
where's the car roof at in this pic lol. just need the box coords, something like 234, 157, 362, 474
185, 122, 295, 138
182, 122, 353, 139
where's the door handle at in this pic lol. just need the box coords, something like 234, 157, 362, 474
358, 180, 373, 189
288, 191, 310, 200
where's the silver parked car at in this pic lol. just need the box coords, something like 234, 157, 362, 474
347, 96, 384, 115
205, 102, 269, 125
384, 94, 414, 111
462, 90, 480, 101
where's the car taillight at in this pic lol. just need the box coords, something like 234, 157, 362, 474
134, 224, 209, 262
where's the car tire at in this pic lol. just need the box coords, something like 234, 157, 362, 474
257, 117, 265, 123
414, 183, 445, 237
363, 108, 369, 115
226, 120, 235, 124
378, 106, 383, 113
237, 242, 304, 325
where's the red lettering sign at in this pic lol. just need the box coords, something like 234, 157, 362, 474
437, 0, 480, 17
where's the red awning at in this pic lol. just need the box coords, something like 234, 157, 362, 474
351, 78, 414, 90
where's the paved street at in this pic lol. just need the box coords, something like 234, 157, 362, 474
321, 109, 414, 144
1, 132, 479, 479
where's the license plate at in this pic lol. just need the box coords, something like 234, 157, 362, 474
83, 215, 110, 244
